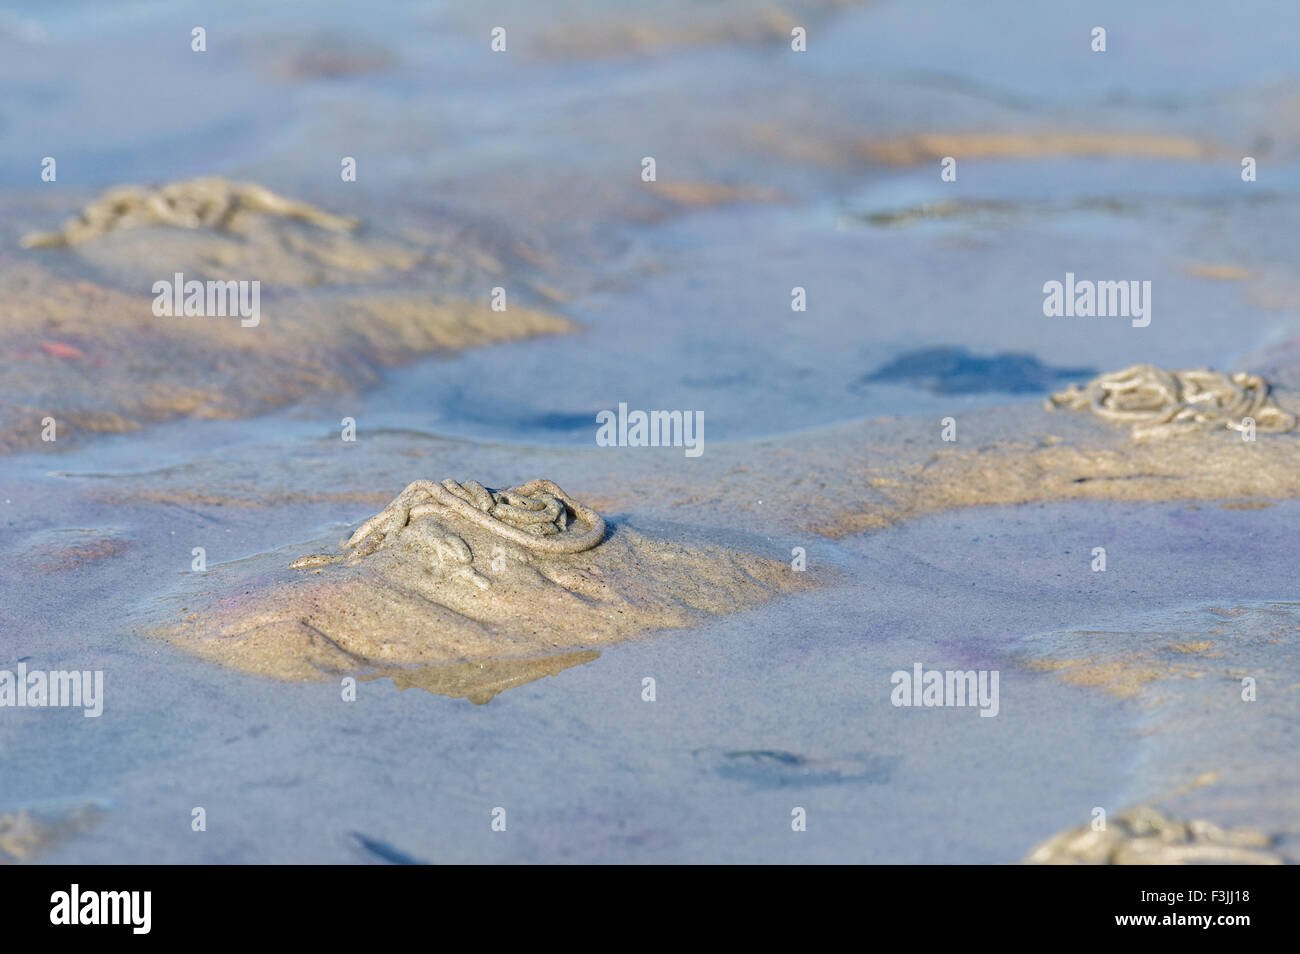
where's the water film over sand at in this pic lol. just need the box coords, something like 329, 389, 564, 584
1, 0, 1298, 870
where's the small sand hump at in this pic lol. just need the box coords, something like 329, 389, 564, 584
160, 477, 815, 684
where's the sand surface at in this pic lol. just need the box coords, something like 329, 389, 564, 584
1, 0, 1298, 863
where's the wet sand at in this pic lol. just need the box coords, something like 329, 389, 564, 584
1, 0, 1299, 864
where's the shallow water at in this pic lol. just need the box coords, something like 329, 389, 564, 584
1, 0, 1298, 862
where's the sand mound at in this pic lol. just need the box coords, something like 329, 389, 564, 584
157, 479, 817, 683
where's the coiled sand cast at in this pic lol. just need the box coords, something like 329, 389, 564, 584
1047, 364, 1296, 439
21, 177, 358, 248
343, 478, 605, 558
289, 478, 606, 572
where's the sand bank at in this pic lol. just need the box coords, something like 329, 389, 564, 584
449, 0, 870, 61
0, 259, 575, 453
581, 365, 1300, 539
87, 362, 1300, 538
